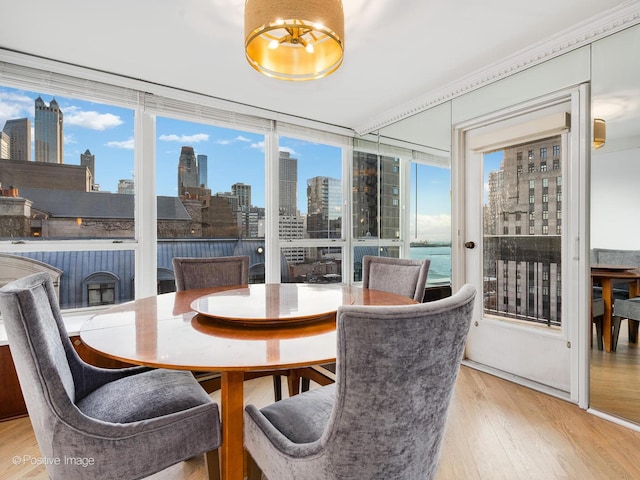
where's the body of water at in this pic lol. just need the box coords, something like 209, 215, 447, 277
410, 246, 451, 285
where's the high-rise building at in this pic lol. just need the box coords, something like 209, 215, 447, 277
232, 182, 253, 238
307, 176, 341, 239
352, 151, 400, 239
2, 118, 31, 161
278, 151, 305, 262
34, 97, 64, 164
178, 146, 198, 196
80, 149, 96, 188
232, 182, 251, 210
247, 206, 264, 238
485, 136, 563, 324
279, 151, 298, 216
0, 132, 9, 159
197, 154, 208, 187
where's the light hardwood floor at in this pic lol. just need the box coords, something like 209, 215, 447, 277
590, 324, 640, 424
2, 366, 640, 480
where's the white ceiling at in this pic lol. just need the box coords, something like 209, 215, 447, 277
0, 0, 634, 133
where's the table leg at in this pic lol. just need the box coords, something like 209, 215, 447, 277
220, 371, 245, 480
602, 279, 613, 353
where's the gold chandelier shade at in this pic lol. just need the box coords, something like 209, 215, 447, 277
593, 118, 606, 149
244, 0, 344, 81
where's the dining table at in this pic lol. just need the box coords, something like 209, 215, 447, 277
591, 264, 640, 352
79, 283, 417, 480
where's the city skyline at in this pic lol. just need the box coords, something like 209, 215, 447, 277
0, 85, 452, 241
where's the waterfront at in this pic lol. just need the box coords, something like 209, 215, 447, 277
410, 245, 451, 286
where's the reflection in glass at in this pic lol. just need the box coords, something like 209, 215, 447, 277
352, 151, 400, 240
483, 136, 562, 327
409, 162, 452, 286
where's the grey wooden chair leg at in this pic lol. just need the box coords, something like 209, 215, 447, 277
273, 375, 282, 401
593, 316, 603, 350
629, 319, 639, 343
301, 377, 311, 392
612, 316, 621, 352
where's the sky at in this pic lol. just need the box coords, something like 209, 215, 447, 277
0, 85, 453, 242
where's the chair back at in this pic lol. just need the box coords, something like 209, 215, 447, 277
362, 255, 430, 301
325, 284, 476, 478
172, 255, 249, 291
0, 273, 82, 460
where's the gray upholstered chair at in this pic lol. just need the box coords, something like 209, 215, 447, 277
172, 255, 285, 401
592, 297, 606, 350
0, 272, 221, 480
362, 255, 431, 302
173, 255, 250, 291
612, 296, 640, 351
298, 255, 431, 392
244, 284, 476, 480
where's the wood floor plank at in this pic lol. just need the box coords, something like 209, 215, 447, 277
2, 366, 640, 479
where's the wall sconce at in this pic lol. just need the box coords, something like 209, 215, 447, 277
76, 217, 82, 226
257, 246, 264, 255
244, 0, 344, 81
593, 118, 606, 149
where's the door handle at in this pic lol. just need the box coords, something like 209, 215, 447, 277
464, 241, 475, 249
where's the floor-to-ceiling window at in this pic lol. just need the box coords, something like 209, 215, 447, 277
154, 116, 267, 287
0, 62, 449, 318
0, 83, 136, 309
277, 135, 344, 284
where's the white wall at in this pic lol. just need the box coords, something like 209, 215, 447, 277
590, 24, 640, 250
590, 146, 640, 249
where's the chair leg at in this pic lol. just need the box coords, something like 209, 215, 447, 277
612, 316, 622, 352
246, 452, 263, 480
301, 377, 311, 392
204, 449, 221, 480
629, 319, 639, 344
593, 317, 603, 351
273, 375, 282, 402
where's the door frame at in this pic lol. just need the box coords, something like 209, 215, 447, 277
451, 84, 590, 406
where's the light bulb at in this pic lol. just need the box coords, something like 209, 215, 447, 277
305, 43, 315, 53
268, 40, 279, 49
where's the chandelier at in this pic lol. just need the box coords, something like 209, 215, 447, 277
244, 0, 345, 81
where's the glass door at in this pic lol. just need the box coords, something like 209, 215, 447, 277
459, 94, 585, 396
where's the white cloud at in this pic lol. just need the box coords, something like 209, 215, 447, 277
279, 146, 297, 156
251, 140, 265, 151
159, 133, 209, 143
409, 214, 452, 242
214, 135, 253, 145
106, 137, 134, 150
65, 110, 123, 131
0, 91, 34, 127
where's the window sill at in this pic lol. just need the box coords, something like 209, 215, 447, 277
0, 309, 105, 346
